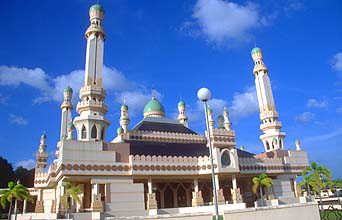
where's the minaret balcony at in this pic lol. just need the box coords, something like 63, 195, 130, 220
259, 110, 279, 120
260, 121, 282, 131
79, 85, 106, 97
76, 100, 108, 114
253, 66, 268, 74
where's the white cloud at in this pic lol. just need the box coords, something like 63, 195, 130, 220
0, 66, 51, 91
0, 65, 137, 104
332, 53, 342, 73
16, 159, 35, 170
306, 98, 327, 109
8, 114, 28, 125
301, 129, 342, 143
190, 0, 263, 45
295, 112, 315, 124
229, 86, 259, 120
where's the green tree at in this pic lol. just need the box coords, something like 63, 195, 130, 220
61, 182, 81, 218
0, 181, 31, 220
252, 173, 273, 206
303, 162, 332, 210
14, 167, 35, 188
298, 170, 316, 197
0, 157, 15, 188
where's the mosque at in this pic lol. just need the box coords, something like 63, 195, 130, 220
25, 3, 310, 219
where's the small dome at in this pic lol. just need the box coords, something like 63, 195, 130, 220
217, 115, 224, 120
178, 100, 185, 107
117, 126, 124, 135
207, 108, 213, 114
121, 104, 128, 111
64, 86, 73, 93
223, 107, 228, 114
67, 122, 75, 131
143, 98, 165, 117
89, 4, 105, 14
251, 47, 262, 55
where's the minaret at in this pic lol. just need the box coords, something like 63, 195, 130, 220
223, 107, 232, 131
73, 4, 110, 141
35, 133, 48, 173
120, 103, 130, 133
177, 101, 188, 127
208, 107, 214, 131
251, 47, 285, 152
60, 86, 73, 140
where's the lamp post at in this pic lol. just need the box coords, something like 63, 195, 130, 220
197, 87, 220, 220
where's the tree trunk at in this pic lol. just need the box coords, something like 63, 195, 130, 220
260, 185, 264, 206
7, 198, 13, 220
14, 199, 18, 220
318, 185, 323, 210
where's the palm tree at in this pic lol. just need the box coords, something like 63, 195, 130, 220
298, 171, 316, 197
0, 181, 31, 220
252, 173, 273, 206
303, 162, 332, 210
61, 182, 81, 218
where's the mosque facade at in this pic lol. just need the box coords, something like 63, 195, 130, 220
28, 4, 309, 218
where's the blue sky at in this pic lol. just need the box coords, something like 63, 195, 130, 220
1, 0, 342, 178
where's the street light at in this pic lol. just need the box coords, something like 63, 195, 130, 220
197, 87, 220, 220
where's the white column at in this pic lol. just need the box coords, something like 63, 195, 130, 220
232, 175, 237, 189
293, 179, 298, 197
194, 179, 199, 192
214, 175, 220, 191
23, 200, 27, 214
92, 183, 100, 196
148, 179, 153, 194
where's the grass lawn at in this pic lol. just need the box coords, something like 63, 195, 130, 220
320, 210, 342, 220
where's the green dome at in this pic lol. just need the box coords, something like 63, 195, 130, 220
207, 108, 213, 114
143, 99, 165, 117
89, 4, 105, 14
67, 122, 75, 131
121, 104, 128, 111
178, 100, 185, 107
64, 86, 73, 93
117, 126, 124, 134
251, 47, 262, 55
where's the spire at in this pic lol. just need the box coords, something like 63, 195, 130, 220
177, 100, 188, 127
36, 132, 48, 172
120, 102, 130, 133
60, 86, 73, 140
251, 47, 285, 152
208, 107, 214, 131
223, 107, 232, 131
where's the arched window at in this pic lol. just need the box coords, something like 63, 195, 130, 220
81, 125, 87, 139
101, 128, 105, 140
266, 141, 270, 151
279, 139, 283, 149
221, 151, 231, 167
91, 124, 97, 139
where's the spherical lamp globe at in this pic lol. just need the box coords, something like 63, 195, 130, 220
197, 88, 211, 102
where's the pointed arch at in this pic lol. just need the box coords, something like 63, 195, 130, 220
221, 150, 231, 167
81, 125, 87, 139
101, 127, 105, 140
265, 141, 270, 151
91, 124, 97, 139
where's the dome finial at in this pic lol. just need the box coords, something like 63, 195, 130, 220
152, 84, 156, 100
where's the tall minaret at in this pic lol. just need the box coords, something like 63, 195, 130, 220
120, 103, 130, 133
60, 86, 73, 140
251, 47, 285, 152
177, 101, 188, 127
73, 4, 110, 141
35, 133, 48, 173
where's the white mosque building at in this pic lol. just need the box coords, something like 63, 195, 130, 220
20, 3, 313, 220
